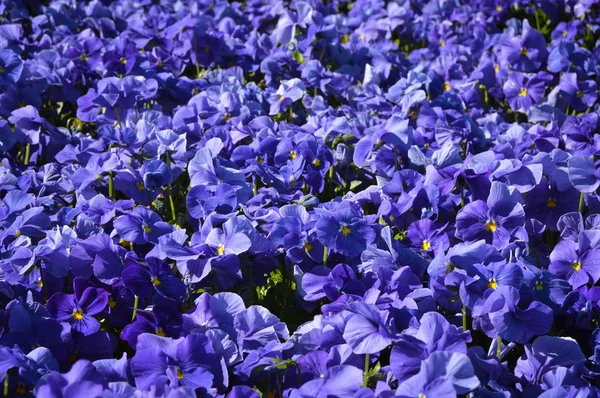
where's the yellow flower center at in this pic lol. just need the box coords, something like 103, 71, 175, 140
572, 261, 581, 271
421, 240, 431, 250
204, 45, 210, 53
72, 310, 84, 320
485, 220, 497, 232
488, 278, 498, 289
15, 229, 21, 237
156, 328, 166, 337
312, 159, 321, 167
143, 225, 152, 233
120, 239, 130, 248
217, 244, 225, 255
418, 394, 426, 398
577, 91, 584, 98
177, 367, 184, 379
494, 64, 500, 73
520, 48, 528, 56
151, 276, 161, 286
496, 5, 502, 11
37, 279, 43, 287
80, 54, 88, 61
535, 280, 544, 290
0, 66, 5, 73
15, 383, 26, 395
546, 198, 557, 208
440, 40, 445, 47
157, 60, 164, 67
289, 151, 297, 159
519, 88, 527, 97
340, 224, 351, 236
303, 242, 313, 251
137, 182, 145, 190
108, 298, 117, 309
120, 57, 127, 64
256, 156, 264, 164
359, 33, 365, 40
562, 31, 567, 37
444, 81, 451, 91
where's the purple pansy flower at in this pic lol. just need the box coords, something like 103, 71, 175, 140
549, 231, 600, 289
456, 182, 525, 249
113, 207, 173, 245
315, 201, 375, 257
46, 278, 108, 336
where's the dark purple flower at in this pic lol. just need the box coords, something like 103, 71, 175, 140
315, 201, 375, 257
549, 231, 600, 289
342, 302, 399, 354
456, 182, 525, 249
113, 207, 173, 245
122, 257, 186, 300
141, 160, 173, 190
268, 78, 305, 115
499, 20, 548, 72
391, 312, 471, 382
130, 333, 220, 392
46, 278, 108, 336
503, 72, 550, 112
0, 49, 23, 86
558, 73, 598, 112
121, 303, 183, 348
395, 351, 480, 397
474, 286, 553, 344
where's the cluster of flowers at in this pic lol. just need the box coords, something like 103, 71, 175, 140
1, 0, 600, 396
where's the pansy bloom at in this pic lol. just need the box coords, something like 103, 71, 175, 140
46, 278, 108, 336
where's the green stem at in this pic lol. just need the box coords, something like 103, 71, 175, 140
4, 372, 8, 397
24, 143, 31, 166
132, 295, 139, 321
484, 87, 489, 107
319, 44, 326, 62
497, 337, 502, 360
108, 172, 115, 201
362, 353, 370, 387
323, 246, 328, 265
462, 304, 467, 331
169, 188, 177, 223
579, 192, 585, 214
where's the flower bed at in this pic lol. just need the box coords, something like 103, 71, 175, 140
1, 0, 600, 397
